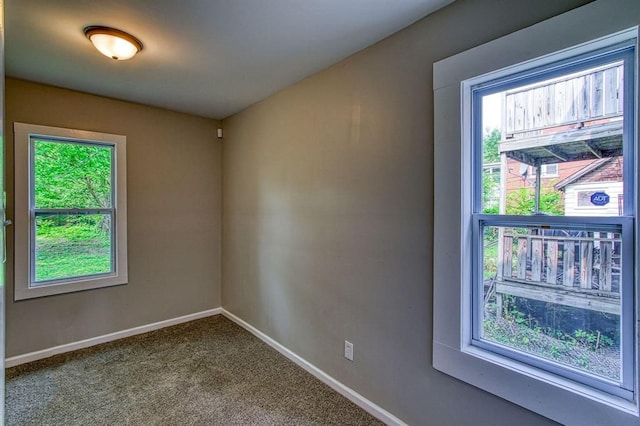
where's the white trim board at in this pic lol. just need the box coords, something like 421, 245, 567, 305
221, 309, 407, 426
5, 308, 222, 368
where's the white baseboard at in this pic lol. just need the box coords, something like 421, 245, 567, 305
6, 306, 405, 425
5, 308, 222, 368
221, 309, 407, 426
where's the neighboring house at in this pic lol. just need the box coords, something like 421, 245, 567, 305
501, 155, 624, 215
555, 156, 624, 216
504, 157, 593, 192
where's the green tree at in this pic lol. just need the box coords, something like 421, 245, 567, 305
482, 128, 501, 214
34, 140, 112, 209
483, 128, 501, 164
506, 187, 563, 215
34, 140, 112, 237
482, 172, 500, 214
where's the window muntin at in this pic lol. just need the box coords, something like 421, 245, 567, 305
472, 47, 635, 398
14, 123, 127, 300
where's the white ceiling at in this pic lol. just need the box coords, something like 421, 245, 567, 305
6, 0, 453, 119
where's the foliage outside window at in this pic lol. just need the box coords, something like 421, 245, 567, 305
14, 123, 128, 300
34, 140, 113, 282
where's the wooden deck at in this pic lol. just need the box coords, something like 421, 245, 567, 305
493, 230, 620, 315
499, 62, 624, 166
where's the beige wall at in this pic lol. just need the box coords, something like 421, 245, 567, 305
5, 78, 222, 357
221, 0, 593, 424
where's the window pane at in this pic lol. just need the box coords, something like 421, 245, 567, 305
542, 164, 559, 177
34, 214, 113, 283
481, 224, 622, 382
33, 139, 113, 209
481, 60, 625, 217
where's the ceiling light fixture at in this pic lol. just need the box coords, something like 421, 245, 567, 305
84, 26, 143, 61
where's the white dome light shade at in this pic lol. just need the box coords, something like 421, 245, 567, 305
84, 26, 143, 60
89, 33, 138, 60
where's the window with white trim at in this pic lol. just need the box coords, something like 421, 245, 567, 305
14, 123, 128, 300
540, 163, 559, 178
529, 163, 559, 178
433, 2, 639, 423
474, 45, 634, 399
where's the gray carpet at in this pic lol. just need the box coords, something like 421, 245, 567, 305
6, 315, 384, 426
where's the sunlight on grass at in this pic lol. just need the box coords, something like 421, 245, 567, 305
35, 219, 112, 282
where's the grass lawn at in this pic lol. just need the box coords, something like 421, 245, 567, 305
35, 223, 111, 282
484, 242, 498, 279
483, 316, 620, 381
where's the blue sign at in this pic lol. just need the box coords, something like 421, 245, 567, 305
590, 192, 610, 206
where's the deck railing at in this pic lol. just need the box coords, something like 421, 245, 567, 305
494, 230, 621, 315
504, 62, 624, 140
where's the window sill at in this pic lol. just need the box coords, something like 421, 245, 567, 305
433, 341, 638, 422
15, 274, 128, 301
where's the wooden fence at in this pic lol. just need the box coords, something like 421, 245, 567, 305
494, 230, 621, 315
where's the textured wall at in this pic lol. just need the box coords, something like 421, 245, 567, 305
5, 78, 222, 357
221, 0, 592, 424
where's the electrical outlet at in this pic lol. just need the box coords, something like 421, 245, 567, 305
344, 340, 354, 361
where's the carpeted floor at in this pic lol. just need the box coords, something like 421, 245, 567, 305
6, 315, 384, 426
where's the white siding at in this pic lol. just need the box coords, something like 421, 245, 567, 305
564, 181, 623, 216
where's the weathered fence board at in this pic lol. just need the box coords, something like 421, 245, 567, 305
546, 240, 558, 285
593, 70, 604, 116
503, 236, 513, 278
599, 241, 613, 292
505, 63, 623, 137
604, 67, 618, 116
531, 238, 543, 281
517, 238, 527, 279
580, 241, 593, 289
563, 241, 575, 287
495, 281, 620, 315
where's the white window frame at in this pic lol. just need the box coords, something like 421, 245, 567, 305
528, 163, 558, 178
540, 163, 559, 178
433, 1, 640, 424
474, 46, 634, 398
14, 123, 128, 300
